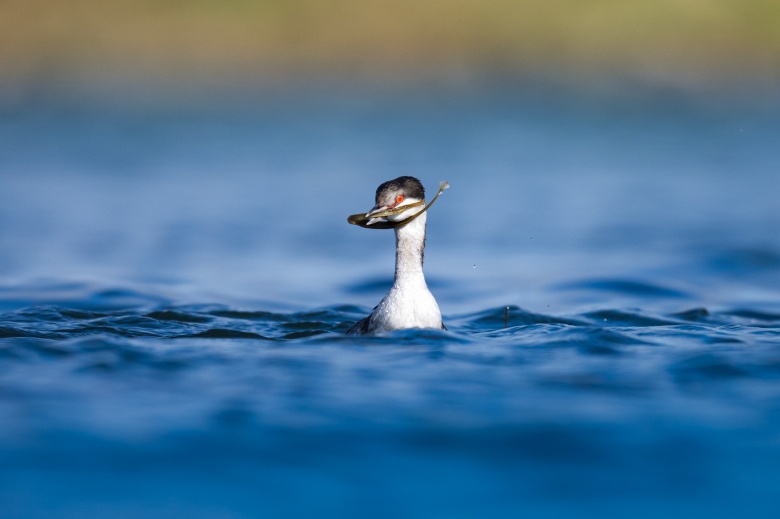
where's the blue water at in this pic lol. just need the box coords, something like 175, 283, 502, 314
1, 87, 780, 518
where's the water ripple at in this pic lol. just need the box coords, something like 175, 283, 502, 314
2, 287, 780, 519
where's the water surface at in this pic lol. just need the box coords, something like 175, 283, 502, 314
1, 88, 779, 518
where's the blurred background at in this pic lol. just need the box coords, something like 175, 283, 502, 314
2, 0, 779, 309
2, 0, 780, 100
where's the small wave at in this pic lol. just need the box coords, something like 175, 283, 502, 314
146, 310, 212, 323
669, 353, 752, 385
706, 247, 780, 274
670, 307, 710, 322
582, 309, 679, 327
0, 281, 170, 312
342, 277, 394, 295
0, 325, 41, 339
176, 328, 274, 340
452, 306, 586, 331
722, 309, 780, 326
554, 279, 691, 299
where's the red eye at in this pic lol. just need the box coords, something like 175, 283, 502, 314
395, 195, 404, 205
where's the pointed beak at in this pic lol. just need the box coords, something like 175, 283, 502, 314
365, 205, 392, 225
347, 198, 428, 229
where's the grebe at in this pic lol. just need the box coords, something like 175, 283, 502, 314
346, 176, 447, 335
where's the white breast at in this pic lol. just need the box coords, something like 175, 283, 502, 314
368, 279, 443, 333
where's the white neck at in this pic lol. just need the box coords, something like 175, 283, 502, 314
393, 211, 427, 287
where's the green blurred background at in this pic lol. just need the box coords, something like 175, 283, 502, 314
2, 0, 779, 102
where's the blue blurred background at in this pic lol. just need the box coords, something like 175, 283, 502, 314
1, 0, 779, 306
1, 0, 779, 307
2, 2, 780, 518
